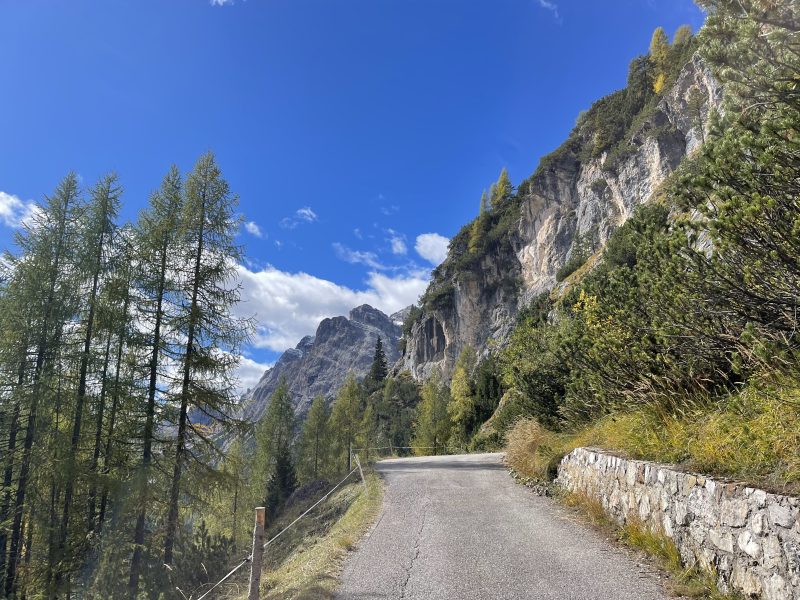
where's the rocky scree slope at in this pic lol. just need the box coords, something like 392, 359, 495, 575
238, 305, 403, 423
401, 54, 723, 381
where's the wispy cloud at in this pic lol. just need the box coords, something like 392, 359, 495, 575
210, 0, 235, 5
332, 243, 386, 270
296, 206, 317, 222
386, 229, 407, 255
536, 0, 561, 21
0, 192, 38, 228
244, 220, 264, 238
280, 206, 318, 229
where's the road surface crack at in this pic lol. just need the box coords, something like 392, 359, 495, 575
399, 503, 428, 599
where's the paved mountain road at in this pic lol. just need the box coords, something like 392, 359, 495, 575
337, 453, 669, 600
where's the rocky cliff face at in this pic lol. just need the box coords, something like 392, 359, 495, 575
239, 304, 402, 422
401, 55, 723, 380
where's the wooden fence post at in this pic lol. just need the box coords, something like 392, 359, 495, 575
248, 507, 266, 600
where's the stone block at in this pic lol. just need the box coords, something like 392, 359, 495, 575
769, 503, 796, 528
721, 498, 750, 527
710, 529, 734, 553
762, 573, 789, 600
738, 530, 762, 559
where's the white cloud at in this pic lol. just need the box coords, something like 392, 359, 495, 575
210, 0, 234, 5
235, 355, 273, 394
332, 243, 386, 270
415, 233, 450, 266
244, 221, 263, 238
235, 264, 428, 352
0, 192, 37, 228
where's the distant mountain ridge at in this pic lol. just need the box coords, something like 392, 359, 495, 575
238, 304, 404, 422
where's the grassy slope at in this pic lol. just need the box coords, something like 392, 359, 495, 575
225, 472, 383, 600
505, 376, 800, 494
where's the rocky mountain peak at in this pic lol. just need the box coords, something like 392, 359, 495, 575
238, 304, 402, 424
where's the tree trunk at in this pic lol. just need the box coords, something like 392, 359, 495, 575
163, 181, 207, 566
129, 240, 169, 597
87, 331, 113, 528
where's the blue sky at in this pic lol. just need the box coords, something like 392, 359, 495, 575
0, 0, 704, 390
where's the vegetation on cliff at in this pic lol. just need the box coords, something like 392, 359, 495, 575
502, 0, 800, 491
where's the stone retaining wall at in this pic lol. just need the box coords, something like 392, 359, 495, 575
556, 448, 800, 599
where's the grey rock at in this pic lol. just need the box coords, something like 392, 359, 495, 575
557, 448, 800, 599
237, 304, 401, 423
401, 54, 723, 380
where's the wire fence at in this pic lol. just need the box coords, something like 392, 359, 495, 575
189, 445, 467, 599
193, 465, 360, 600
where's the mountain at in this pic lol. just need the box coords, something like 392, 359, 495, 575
400, 54, 723, 380
239, 304, 403, 422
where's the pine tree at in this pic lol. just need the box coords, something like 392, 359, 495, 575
163, 152, 251, 566
649, 27, 670, 93
329, 374, 364, 471
254, 380, 295, 505
55, 173, 121, 594
368, 337, 388, 386
448, 346, 477, 447
297, 395, 331, 483
3, 173, 82, 599
265, 444, 296, 521
491, 168, 513, 205
411, 373, 450, 455
129, 165, 184, 596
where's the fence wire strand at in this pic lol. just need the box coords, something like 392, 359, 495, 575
194, 466, 359, 600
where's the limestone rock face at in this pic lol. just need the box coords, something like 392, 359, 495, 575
401, 54, 723, 380
238, 304, 401, 422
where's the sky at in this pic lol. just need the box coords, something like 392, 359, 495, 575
0, 0, 705, 392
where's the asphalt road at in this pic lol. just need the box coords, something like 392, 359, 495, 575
337, 452, 669, 600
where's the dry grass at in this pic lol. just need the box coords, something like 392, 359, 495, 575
504, 418, 571, 481
224, 472, 383, 600
563, 492, 742, 600
505, 377, 800, 492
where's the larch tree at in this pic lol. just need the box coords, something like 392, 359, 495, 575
649, 27, 670, 92
329, 374, 365, 471
3, 173, 82, 599
55, 173, 121, 595
128, 165, 184, 597
298, 395, 331, 483
163, 152, 251, 566
448, 346, 477, 447
411, 373, 450, 456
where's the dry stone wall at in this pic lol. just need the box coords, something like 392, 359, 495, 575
556, 448, 800, 599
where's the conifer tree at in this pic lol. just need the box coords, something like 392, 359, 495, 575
649, 27, 670, 92
411, 373, 450, 455
329, 374, 364, 471
254, 380, 295, 505
55, 173, 121, 594
265, 444, 297, 521
4, 174, 82, 599
129, 165, 184, 597
491, 168, 513, 205
448, 346, 477, 446
163, 152, 251, 566
298, 395, 331, 482
368, 337, 388, 386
